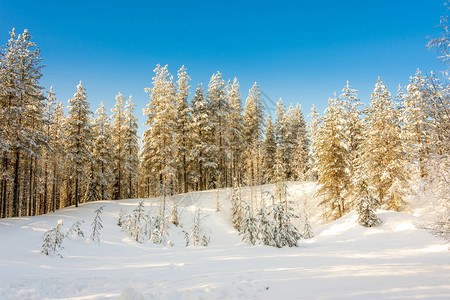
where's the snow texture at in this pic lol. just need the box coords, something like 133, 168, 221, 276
0, 182, 449, 299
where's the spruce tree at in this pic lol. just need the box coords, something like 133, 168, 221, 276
66, 82, 93, 208
316, 95, 349, 220
262, 114, 276, 184
111, 93, 126, 200
123, 96, 139, 198
362, 78, 408, 211
142, 65, 177, 221
174, 66, 191, 193
93, 102, 115, 200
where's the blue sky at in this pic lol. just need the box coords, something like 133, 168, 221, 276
0, 0, 446, 137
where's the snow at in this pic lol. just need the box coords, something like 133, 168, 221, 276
0, 182, 449, 299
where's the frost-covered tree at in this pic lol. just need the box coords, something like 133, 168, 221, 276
240, 202, 259, 245
403, 69, 430, 178
307, 105, 321, 180
66, 220, 85, 239
226, 78, 244, 186
123, 96, 139, 198
90, 206, 104, 243
189, 84, 215, 191
340, 81, 363, 205
41, 220, 65, 257
143, 65, 177, 221
274, 98, 289, 182
362, 78, 408, 211
174, 66, 191, 193
288, 104, 309, 180
93, 103, 115, 200
243, 83, 265, 208
207, 71, 231, 210
66, 82, 93, 208
230, 186, 244, 230
111, 93, 126, 200
0, 29, 46, 217
316, 95, 349, 220
262, 114, 276, 184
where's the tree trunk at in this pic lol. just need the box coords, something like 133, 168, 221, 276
12, 148, 20, 217
75, 176, 79, 207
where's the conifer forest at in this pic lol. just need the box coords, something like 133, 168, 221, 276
0, 1, 449, 299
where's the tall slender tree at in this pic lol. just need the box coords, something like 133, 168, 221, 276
65, 82, 93, 208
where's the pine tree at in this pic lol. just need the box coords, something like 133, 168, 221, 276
362, 78, 408, 211
142, 65, 177, 221
226, 78, 244, 186
174, 66, 191, 193
66, 82, 93, 208
274, 98, 289, 182
123, 96, 139, 198
189, 84, 215, 191
243, 82, 265, 209
307, 105, 321, 181
240, 202, 259, 245
111, 93, 126, 200
50, 101, 65, 211
90, 206, 104, 243
316, 95, 349, 220
0, 29, 46, 217
403, 69, 430, 178
207, 71, 231, 210
262, 114, 276, 184
92, 102, 115, 200
340, 81, 363, 207
288, 104, 309, 180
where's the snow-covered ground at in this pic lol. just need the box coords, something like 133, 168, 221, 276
0, 182, 449, 299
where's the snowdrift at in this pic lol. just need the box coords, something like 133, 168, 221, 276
0, 182, 449, 299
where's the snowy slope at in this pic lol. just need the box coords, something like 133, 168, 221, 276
0, 182, 449, 299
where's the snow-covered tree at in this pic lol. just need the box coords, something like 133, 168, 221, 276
66, 82, 93, 208
90, 206, 104, 243
0, 29, 46, 217
111, 93, 126, 200
207, 71, 231, 210
41, 220, 65, 257
174, 66, 191, 193
240, 202, 259, 245
230, 186, 244, 230
243, 83, 265, 209
143, 65, 177, 221
340, 81, 363, 206
274, 98, 289, 182
262, 114, 276, 184
361, 78, 408, 211
403, 69, 430, 178
189, 84, 215, 191
307, 105, 321, 180
93, 103, 115, 200
123, 96, 139, 198
315, 95, 350, 220
288, 104, 309, 180
226, 78, 244, 186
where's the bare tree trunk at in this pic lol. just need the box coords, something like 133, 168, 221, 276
12, 149, 20, 217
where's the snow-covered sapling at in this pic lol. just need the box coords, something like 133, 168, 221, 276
301, 207, 314, 239
117, 208, 126, 227
171, 201, 179, 227
41, 220, 65, 257
66, 220, 85, 239
271, 199, 302, 248
231, 186, 244, 231
356, 182, 382, 227
90, 206, 104, 243
240, 203, 259, 245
